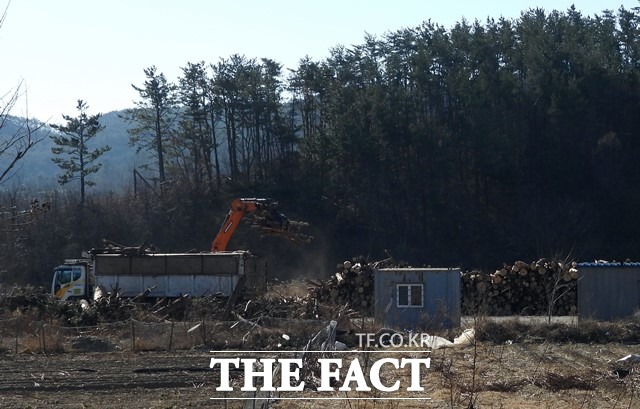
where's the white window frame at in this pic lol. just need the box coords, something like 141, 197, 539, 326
396, 283, 424, 308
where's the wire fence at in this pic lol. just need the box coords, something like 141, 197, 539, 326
0, 315, 328, 354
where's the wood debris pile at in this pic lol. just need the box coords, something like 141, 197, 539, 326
306, 259, 377, 315
462, 259, 578, 316
233, 296, 319, 320
0, 285, 52, 314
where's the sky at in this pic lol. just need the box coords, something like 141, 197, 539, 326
1, 0, 638, 123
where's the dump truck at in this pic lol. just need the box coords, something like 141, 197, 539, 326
51, 250, 260, 301
51, 198, 310, 301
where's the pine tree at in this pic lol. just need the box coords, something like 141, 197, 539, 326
50, 100, 110, 206
123, 66, 177, 184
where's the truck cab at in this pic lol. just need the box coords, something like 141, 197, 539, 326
51, 260, 91, 301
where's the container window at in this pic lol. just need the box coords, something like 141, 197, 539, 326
397, 284, 423, 307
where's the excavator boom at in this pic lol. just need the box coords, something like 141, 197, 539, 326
212, 198, 304, 252
212, 198, 262, 252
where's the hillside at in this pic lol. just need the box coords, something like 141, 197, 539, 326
0, 111, 147, 191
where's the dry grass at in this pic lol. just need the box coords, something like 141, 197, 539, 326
5, 282, 640, 408
475, 315, 640, 344
1, 328, 639, 408
273, 400, 405, 409
256, 340, 635, 408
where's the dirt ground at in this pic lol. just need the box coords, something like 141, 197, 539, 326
1, 340, 639, 409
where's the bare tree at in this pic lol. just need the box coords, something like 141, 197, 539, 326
0, 3, 45, 185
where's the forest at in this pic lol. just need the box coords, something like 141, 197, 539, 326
1, 5, 640, 285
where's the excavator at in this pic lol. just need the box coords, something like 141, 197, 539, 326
50, 198, 308, 301
211, 198, 311, 252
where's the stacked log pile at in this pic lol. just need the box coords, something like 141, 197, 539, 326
461, 259, 578, 316
307, 259, 376, 315
306, 257, 578, 317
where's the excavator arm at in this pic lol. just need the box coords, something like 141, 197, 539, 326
212, 198, 299, 252
211, 198, 312, 252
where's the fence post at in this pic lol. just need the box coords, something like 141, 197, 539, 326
201, 316, 207, 345
40, 321, 46, 354
130, 319, 136, 352
14, 318, 18, 355
168, 321, 174, 351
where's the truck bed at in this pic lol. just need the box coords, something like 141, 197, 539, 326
93, 251, 248, 298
